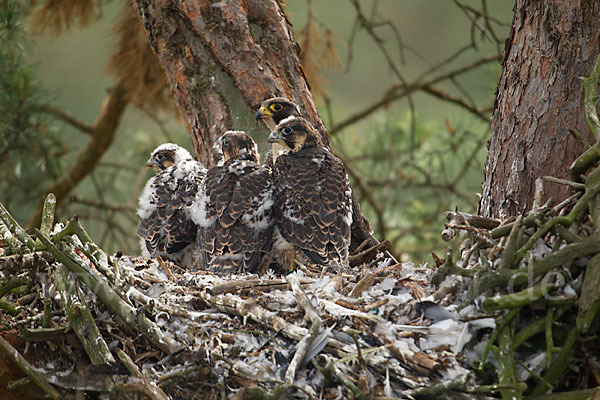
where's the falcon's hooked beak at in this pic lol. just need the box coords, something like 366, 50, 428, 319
146, 157, 158, 169
146, 157, 166, 170
268, 131, 283, 143
255, 106, 273, 121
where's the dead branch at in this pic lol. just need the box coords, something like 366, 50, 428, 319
349, 240, 392, 267
38, 104, 94, 135
27, 82, 128, 231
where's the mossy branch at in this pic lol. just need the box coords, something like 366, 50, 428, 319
54, 264, 115, 365
482, 280, 559, 311
35, 229, 181, 354
530, 327, 579, 396
576, 254, 600, 333
468, 236, 600, 300
40, 193, 56, 235
0, 201, 36, 251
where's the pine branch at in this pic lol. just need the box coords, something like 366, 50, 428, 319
26, 82, 128, 231
38, 104, 94, 135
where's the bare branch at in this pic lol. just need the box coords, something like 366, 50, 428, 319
421, 84, 491, 123
27, 83, 128, 230
39, 104, 94, 134
330, 53, 501, 135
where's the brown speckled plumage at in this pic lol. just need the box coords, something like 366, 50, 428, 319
193, 132, 273, 274
137, 144, 205, 267
269, 117, 352, 268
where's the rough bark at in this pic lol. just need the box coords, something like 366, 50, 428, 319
132, 0, 375, 252
479, 0, 600, 219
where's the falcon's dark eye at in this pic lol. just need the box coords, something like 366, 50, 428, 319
156, 153, 164, 160
282, 127, 293, 135
271, 103, 283, 112
222, 139, 229, 146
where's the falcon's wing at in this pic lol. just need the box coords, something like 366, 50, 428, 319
273, 147, 352, 266
195, 162, 273, 273
137, 161, 204, 264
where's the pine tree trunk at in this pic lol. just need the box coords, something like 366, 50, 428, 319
132, 0, 375, 252
479, 0, 600, 219
131, 0, 328, 165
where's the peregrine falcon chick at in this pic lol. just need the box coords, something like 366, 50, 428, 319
192, 131, 273, 274
269, 117, 352, 271
256, 97, 301, 165
137, 143, 206, 267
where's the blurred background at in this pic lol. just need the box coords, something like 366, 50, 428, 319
0, 0, 513, 263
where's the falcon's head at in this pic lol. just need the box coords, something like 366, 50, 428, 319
255, 97, 300, 130
268, 117, 323, 153
218, 131, 260, 163
147, 143, 193, 170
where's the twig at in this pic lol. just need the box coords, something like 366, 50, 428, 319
313, 355, 368, 400
38, 104, 94, 135
36, 229, 181, 354
576, 254, 600, 334
54, 264, 115, 365
0, 221, 24, 253
26, 82, 128, 231
117, 349, 170, 400
351, 238, 372, 255
0, 277, 27, 298
330, 54, 501, 135
19, 327, 68, 342
67, 194, 137, 213
432, 248, 476, 287
113, 381, 169, 400
285, 273, 322, 383
347, 0, 417, 148
199, 290, 352, 358
40, 193, 56, 235
482, 281, 559, 311
570, 143, 600, 181
531, 327, 579, 396
514, 174, 600, 260
349, 273, 376, 298
208, 277, 314, 296
349, 240, 391, 267
422, 84, 490, 122
543, 176, 586, 190
0, 201, 37, 251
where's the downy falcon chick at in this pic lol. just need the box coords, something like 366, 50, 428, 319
192, 131, 273, 274
137, 143, 206, 267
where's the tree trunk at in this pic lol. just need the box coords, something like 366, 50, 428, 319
479, 0, 600, 219
132, 0, 376, 253
131, 0, 328, 166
